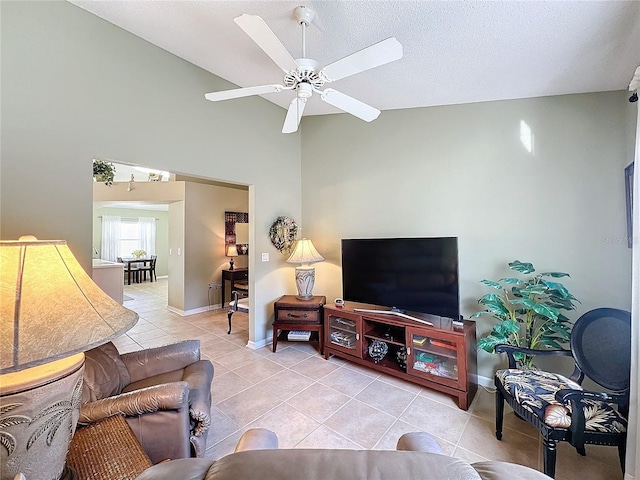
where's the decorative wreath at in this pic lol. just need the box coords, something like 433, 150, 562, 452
268, 216, 298, 255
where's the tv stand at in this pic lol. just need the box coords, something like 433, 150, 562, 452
325, 302, 477, 410
353, 308, 433, 326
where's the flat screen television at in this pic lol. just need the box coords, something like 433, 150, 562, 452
341, 237, 460, 320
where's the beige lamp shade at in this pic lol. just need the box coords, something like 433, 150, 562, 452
286, 238, 325, 265
225, 244, 239, 257
0, 237, 139, 373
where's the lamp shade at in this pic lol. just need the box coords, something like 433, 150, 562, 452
225, 244, 239, 257
286, 238, 325, 265
0, 237, 139, 373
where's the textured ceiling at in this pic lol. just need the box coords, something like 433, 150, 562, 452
70, 1, 640, 117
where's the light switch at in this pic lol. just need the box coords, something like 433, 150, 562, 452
261, 253, 269, 262
169, 248, 172, 255
178, 248, 182, 255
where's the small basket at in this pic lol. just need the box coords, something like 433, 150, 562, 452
66, 414, 153, 480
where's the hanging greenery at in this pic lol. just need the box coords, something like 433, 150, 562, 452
93, 160, 115, 186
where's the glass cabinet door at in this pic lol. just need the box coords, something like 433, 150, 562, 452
407, 328, 460, 384
327, 314, 360, 356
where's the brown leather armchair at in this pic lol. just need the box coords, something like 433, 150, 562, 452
79, 340, 214, 464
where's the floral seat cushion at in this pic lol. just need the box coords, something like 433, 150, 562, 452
496, 369, 627, 432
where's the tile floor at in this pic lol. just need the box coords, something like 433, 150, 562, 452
115, 279, 622, 479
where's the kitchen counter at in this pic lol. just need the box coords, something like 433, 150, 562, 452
92, 259, 124, 303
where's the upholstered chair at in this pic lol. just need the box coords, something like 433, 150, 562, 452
79, 340, 214, 463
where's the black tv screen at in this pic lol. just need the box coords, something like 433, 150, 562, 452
341, 237, 460, 320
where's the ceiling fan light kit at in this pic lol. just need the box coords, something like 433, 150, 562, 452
204, 6, 403, 133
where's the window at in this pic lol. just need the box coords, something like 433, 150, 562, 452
119, 219, 141, 258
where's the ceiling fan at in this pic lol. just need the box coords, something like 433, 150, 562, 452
204, 6, 403, 133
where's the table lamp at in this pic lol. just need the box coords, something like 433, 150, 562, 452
286, 238, 325, 300
226, 243, 238, 270
0, 236, 139, 480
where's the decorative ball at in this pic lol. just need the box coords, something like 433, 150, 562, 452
368, 339, 388, 363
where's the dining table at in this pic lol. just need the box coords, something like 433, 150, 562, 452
120, 257, 153, 285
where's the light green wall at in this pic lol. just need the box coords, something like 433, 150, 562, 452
0, 0, 301, 345
301, 91, 633, 379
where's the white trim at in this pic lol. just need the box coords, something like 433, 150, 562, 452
166, 305, 210, 316
246, 337, 271, 350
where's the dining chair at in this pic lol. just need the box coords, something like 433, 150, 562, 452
227, 289, 249, 334
118, 256, 140, 285
139, 255, 157, 282
494, 307, 631, 478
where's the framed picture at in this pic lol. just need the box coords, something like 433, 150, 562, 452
225, 211, 249, 255
625, 162, 634, 249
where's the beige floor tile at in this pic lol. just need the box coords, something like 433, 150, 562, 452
216, 385, 282, 426
319, 366, 376, 397
245, 403, 320, 449
211, 371, 253, 404
295, 425, 363, 449
457, 416, 539, 469
551, 441, 622, 480
355, 379, 418, 417
206, 406, 241, 447
288, 383, 351, 423
268, 346, 313, 367
399, 395, 470, 445
418, 385, 464, 409
324, 399, 396, 449
371, 420, 446, 452
290, 356, 340, 380
200, 339, 242, 360
232, 357, 284, 384
257, 369, 316, 401
452, 446, 489, 464
204, 430, 243, 462
376, 372, 424, 395
470, 387, 540, 439
136, 334, 178, 349
215, 346, 264, 369
127, 328, 171, 342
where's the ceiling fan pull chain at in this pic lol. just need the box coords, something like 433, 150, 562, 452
301, 21, 306, 59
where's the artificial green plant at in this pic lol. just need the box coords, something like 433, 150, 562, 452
472, 260, 579, 368
93, 159, 115, 186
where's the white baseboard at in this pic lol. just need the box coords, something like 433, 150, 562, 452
477, 374, 494, 389
167, 305, 211, 316
246, 337, 272, 350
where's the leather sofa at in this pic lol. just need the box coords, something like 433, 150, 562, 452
135, 428, 551, 480
80, 340, 214, 463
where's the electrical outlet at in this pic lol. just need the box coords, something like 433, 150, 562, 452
261, 253, 269, 262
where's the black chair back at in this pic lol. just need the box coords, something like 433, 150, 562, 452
570, 307, 631, 393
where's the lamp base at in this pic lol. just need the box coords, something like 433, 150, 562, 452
294, 266, 316, 301
0, 354, 85, 480
228, 258, 234, 270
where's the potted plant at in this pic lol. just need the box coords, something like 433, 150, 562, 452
131, 249, 147, 259
93, 160, 116, 186
471, 260, 579, 368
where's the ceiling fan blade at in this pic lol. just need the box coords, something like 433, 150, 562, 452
320, 37, 403, 82
320, 89, 380, 122
234, 14, 299, 73
282, 97, 306, 133
205, 84, 283, 102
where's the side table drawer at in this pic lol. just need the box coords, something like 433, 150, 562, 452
276, 309, 320, 323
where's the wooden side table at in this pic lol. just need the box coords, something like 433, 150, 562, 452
273, 295, 326, 353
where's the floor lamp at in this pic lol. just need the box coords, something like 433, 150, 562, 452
0, 236, 139, 480
286, 238, 325, 300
